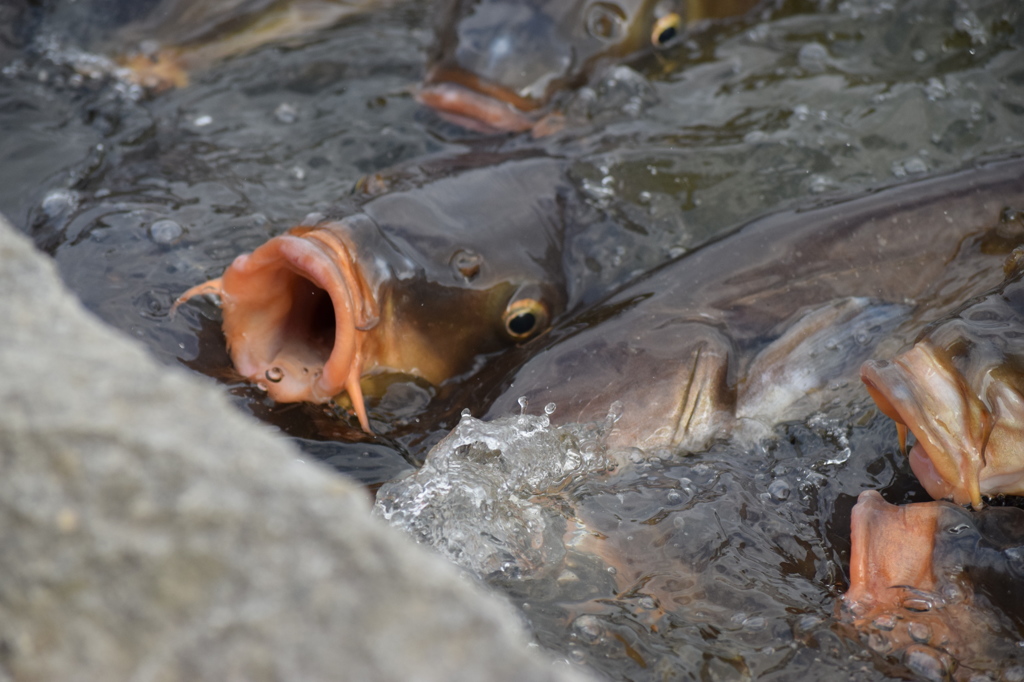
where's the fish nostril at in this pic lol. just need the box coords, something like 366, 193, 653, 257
450, 249, 482, 280
586, 2, 627, 41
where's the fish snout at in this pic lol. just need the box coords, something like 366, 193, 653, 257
203, 221, 382, 431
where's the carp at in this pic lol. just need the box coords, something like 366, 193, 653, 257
481, 156, 1024, 454
34, 0, 395, 90
176, 155, 569, 431
418, 0, 762, 132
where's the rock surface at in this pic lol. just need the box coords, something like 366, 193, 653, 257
0, 213, 593, 682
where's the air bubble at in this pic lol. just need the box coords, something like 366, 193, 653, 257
768, 479, 791, 501
41, 189, 79, 219
742, 616, 767, 631
872, 614, 897, 631
274, 102, 299, 124
797, 42, 830, 73
903, 644, 951, 681
149, 219, 183, 244
544, 402, 556, 415
902, 597, 933, 612
265, 367, 284, 383
908, 621, 931, 643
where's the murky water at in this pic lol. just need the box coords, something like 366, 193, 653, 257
376, 407, 933, 680
2, 0, 1024, 678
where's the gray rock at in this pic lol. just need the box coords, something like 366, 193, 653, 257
0, 214, 593, 682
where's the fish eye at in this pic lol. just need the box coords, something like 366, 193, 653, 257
651, 12, 682, 47
502, 298, 550, 341
586, 2, 627, 42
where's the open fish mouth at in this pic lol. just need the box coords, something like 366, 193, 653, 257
176, 223, 379, 431
416, 69, 540, 134
861, 345, 989, 508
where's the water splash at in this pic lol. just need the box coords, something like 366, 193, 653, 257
374, 410, 612, 579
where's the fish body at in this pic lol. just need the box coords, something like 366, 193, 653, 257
178, 155, 570, 431
35, 0, 393, 90
839, 490, 1024, 679
483, 156, 1024, 454
862, 253, 1024, 508
418, 0, 760, 132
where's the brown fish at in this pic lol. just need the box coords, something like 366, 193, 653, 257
482, 156, 1024, 454
419, 0, 761, 132
838, 490, 1024, 680
177, 156, 569, 431
40, 0, 393, 91
861, 251, 1024, 508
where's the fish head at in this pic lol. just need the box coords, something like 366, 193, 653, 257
419, 0, 686, 132
860, 269, 1024, 508
178, 158, 568, 431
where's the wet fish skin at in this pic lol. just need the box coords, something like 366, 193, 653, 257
178, 155, 570, 431
838, 490, 1024, 679
419, 0, 760, 132
861, 253, 1024, 509
482, 156, 1024, 453
36, 0, 395, 90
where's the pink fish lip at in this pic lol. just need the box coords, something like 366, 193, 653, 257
416, 70, 540, 134
177, 222, 379, 431
860, 348, 985, 508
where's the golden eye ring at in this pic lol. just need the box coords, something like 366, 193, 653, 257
502, 298, 550, 341
651, 12, 682, 47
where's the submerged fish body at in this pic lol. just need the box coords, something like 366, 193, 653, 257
862, 254, 1024, 508
418, 0, 759, 132
178, 155, 570, 431
839, 490, 1024, 678
483, 156, 1024, 454
35, 0, 392, 90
